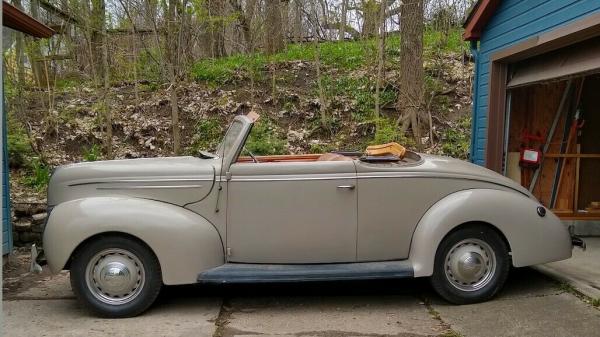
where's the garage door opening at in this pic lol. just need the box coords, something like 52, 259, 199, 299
505, 74, 600, 220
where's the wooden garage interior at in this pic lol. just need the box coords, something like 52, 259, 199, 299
504, 36, 600, 220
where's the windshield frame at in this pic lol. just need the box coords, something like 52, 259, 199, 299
215, 119, 245, 159
214, 115, 254, 173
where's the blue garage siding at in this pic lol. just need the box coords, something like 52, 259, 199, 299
471, 0, 600, 165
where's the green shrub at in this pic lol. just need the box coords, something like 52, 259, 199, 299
245, 120, 286, 155
54, 78, 80, 90
321, 76, 396, 122
82, 144, 101, 161
371, 118, 410, 146
23, 158, 51, 192
309, 143, 336, 154
136, 49, 163, 82
6, 113, 33, 168
187, 117, 223, 154
440, 115, 471, 159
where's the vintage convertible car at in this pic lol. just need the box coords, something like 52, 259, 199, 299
40, 114, 583, 317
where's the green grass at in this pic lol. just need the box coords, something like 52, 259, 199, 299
186, 117, 224, 154
440, 115, 471, 160
22, 157, 51, 192
321, 75, 396, 122
245, 119, 286, 155
7, 115, 33, 168
191, 29, 465, 85
82, 144, 102, 162
372, 118, 411, 146
423, 27, 466, 55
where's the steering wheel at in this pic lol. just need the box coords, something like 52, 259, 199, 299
244, 146, 260, 163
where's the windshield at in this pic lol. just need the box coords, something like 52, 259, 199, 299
216, 120, 244, 159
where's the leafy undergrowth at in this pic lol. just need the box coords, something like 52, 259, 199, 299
7, 28, 472, 201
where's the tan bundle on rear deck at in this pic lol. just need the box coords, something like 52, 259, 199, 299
365, 142, 406, 158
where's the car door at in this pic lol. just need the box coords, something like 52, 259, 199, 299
226, 160, 358, 263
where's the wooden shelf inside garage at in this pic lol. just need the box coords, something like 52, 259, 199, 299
506, 75, 600, 220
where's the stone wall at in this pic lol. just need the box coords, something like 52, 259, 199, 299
12, 203, 47, 246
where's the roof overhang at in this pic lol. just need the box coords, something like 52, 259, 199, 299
3, 1, 55, 38
463, 0, 501, 41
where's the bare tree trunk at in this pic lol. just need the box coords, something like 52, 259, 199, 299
231, 0, 256, 53
339, 0, 348, 40
245, 0, 258, 51
310, 0, 327, 127
361, 0, 380, 38
206, 0, 226, 58
166, 0, 181, 154
101, 10, 112, 158
398, 0, 424, 149
169, 76, 180, 154
265, 0, 284, 54
91, 0, 106, 79
374, 1, 386, 121
147, 0, 166, 81
131, 25, 139, 104
281, 0, 290, 46
28, 0, 47, 87
12, 0, 26, 85
293, 0, 303, 43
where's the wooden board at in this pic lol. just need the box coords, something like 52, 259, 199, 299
506, 152, 521, 184
507, 81, 569, 206
578, 75, 600, 210
554, 117, 578, 211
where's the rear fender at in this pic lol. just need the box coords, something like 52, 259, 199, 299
43, 197, 224, 285
409, 189, 572, 277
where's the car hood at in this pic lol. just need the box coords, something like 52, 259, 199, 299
48, 156, 217, 206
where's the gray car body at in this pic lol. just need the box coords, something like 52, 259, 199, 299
43, 115, 573, 285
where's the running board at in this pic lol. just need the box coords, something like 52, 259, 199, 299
197, 260, 413, 283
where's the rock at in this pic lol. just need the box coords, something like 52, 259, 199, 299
13, 220, 32, 232
287, 130, 305, 142
13, 203, 46, 217
19, 232, 42, 243
144, 137, 156, 150
31, 223, 45, 233
32, 213, 47, 225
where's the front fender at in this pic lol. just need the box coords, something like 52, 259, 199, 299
409, 189, 572, 277
43, 197, 224, 285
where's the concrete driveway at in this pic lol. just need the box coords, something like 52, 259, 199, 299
3, 255, 600, 337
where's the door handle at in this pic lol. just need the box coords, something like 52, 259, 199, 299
337, 185, 355, 190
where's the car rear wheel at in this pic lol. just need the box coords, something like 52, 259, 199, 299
430, 225, 510, 304
70, 235, 162, 317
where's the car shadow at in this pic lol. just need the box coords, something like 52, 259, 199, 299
158, 277, 426, 302
155, 267, 560, 308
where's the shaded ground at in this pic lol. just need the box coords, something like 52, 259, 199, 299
3, 250, 600, 337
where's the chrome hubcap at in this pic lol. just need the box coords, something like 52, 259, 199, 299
85, 248, 145, 305
444, 239, 496, 292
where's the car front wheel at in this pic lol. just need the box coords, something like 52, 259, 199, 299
430, 225, 510, 304
70, 235, 162, 317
